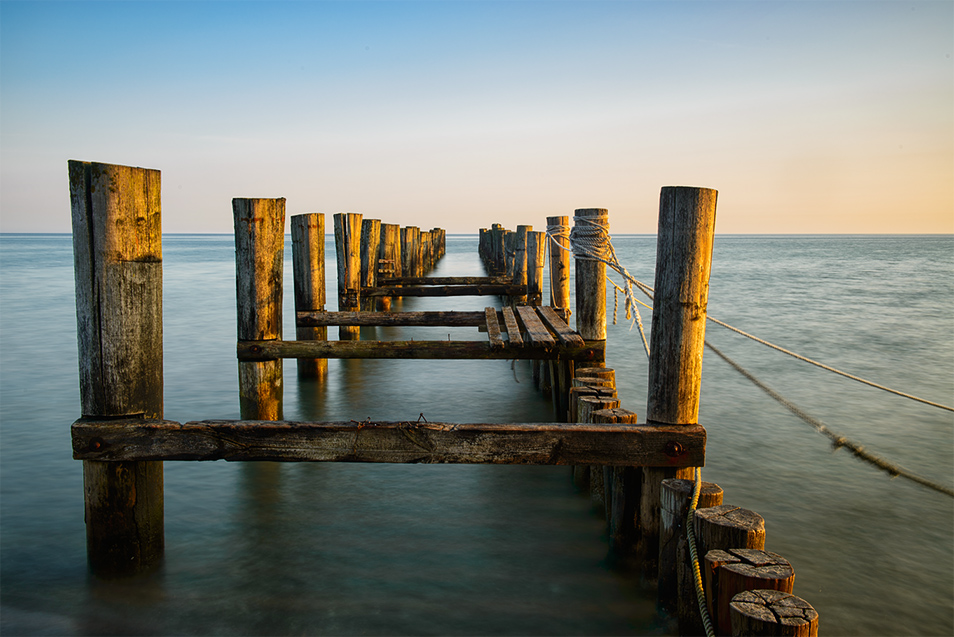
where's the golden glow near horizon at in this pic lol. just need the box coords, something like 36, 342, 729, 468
1, 1, 951, 234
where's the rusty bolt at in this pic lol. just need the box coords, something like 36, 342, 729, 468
89, 438, 104, 451
664, 441, 684, 457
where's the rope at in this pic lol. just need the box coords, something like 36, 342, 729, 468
706, 341, 954, 498
706, 316, 954, 413
687, 466, 716, 637
630, 279, 954, 414
547, 218, 651, 358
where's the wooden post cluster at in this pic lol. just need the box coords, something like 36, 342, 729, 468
69, 160, 165, 577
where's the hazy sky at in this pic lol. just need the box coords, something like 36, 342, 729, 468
1, 0, 951, 234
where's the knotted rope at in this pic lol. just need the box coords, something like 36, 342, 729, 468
546, 216, 651, 358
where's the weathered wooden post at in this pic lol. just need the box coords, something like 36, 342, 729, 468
574, 209, 608, 362
334, 213, 363, 340
730, 590, 818, 636
491, 224, 506, 275
590, 408, 639, 554
70, 160, 164, 576
408, 226, 423, 277
360, 219, 381, 311
378, 223, 401, 310
234, 198, 285, 420
640, 187, 717, 577
291, 213, 327, 378
527, 230, 545, 307
421, 230, 433, 272
658, 478, 724, 613
512, 225, 531, 305
706, 549, 795, 635
680, 505, 765, 634
546, 215, 571, 311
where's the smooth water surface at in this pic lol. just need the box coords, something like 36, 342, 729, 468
1, 233, 952, 635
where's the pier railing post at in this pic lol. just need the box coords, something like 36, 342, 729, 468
291, 213, 327, 379
69, 160, 164, 576
641, 186, 718, 579
234, 198, 286, 420
334, 213, 363, 340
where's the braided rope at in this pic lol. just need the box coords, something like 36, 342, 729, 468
686, 467, 716, 637
630, 280, 953, 413
706, 341, 954, 498
547, 218, 651, 358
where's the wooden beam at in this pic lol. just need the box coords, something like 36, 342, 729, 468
501, 307, 523, 346
485, 307, 504, 349
72, 418, 706, 467
363, 284, 527, 297
515, 305, 555, 346
298, 310, 487, 328
237, 339, 603, 362
537, 306, 585, 347
379, 276, 512, 286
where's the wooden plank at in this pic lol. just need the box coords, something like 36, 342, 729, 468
500, 307, 523, 346
379, 276, 512, 286
537, 306, 585, 346
515, 305, 555, 346
485, 307, 504, 349
238, 339, 603, 362
72, 419, 707, 467
298, 310, 486, 328
364, 284, 526, 297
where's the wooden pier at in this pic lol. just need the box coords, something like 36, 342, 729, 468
68, 160, 818, 636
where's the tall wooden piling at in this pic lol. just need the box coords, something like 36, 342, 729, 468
334, 213, 363, 339
234, 198, 286, 420
527, 230, 545, 307
291, 213, 327, 378
69, 160, 164, 576
547, 215, 571, 312
360, 219, 382, 311
378, 223, 401, 310
640, 187, 718, 579
512, 225, 531, 304
574, 209, 607, 342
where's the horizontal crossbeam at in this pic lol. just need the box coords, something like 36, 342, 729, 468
72, 418, 706, 466
364, 284, 526, 297
237, 339, 604, 361
377, 276, 512, 286
298, 310, 487, 328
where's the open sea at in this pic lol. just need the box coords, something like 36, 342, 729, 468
1, 232, 952, 636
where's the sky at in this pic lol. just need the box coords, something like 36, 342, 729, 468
1, 0, 951, 234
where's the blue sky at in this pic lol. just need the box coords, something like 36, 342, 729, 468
1, 0, 951, 233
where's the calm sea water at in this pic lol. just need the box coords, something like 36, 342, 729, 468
1, 233, 951, 636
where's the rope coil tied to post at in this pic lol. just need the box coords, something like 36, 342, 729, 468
547, 216, 651, 358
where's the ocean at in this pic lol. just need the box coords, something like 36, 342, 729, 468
1, 233, 951, 636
